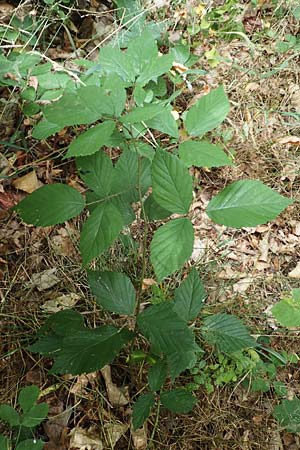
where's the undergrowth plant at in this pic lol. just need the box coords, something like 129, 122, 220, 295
6, 27, 295, 430
0, 385, 48, 450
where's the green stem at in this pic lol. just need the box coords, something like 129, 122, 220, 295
126, 133, 150, 374
147, 400, 161, 450
133, 150, 149, 333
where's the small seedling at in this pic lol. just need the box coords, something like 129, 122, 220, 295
0, 385, 49, 450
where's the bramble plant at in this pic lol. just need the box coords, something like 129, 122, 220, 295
0, 385, 49, 450
9, 28, 294, 430
270, 288, 300, 431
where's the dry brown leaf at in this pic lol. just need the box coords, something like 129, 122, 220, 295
154, 0, 169, 7
0, 2, 14, 21
172, 62, 188, 74
28, 76, 39, 91
218, 267, 248, 280
278, 136, 300, 145
256, 224, 271, 233
142, 278, 157, 291
294, 223, 300, 236
131, 425, 147, 450
13, 170, 41, 193
264, 305, 278, 330
258, 234, 269, 262
29, 268, 60, 291
282, 161, 300, 182
254, 261, 270, 271
41, 293, 80, 313
0, 191, 20, 209
69, 427, 103, 450
44, 401, 71, 450
268, 430, 283, 450
233, 277, 253, 294
50, 227, 77, 257
104, 423, 128, 447
190, 238, 205, 262
288, 262, 300, 279
291, 88, 300, 113
245, 82, 260, 92
69, 372, 98, 396
252, 415, 263, 425
101, 366, 129, 407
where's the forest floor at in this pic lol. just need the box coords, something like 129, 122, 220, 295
1, 1, 300, 449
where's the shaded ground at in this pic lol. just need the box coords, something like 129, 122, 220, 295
1, 1, 300, 449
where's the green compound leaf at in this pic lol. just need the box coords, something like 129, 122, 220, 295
184, 85, 230, 137
272, 289, 300, 328
206, 180, 293, 228
161, 389, 197, 413
179, 140, 233, 168
126, 30, 158, 77
88, 270, 136, 315
137, 303, 197, 378
132, 393, 155, 431
167, 350, 198, 380
66, 121, 115, 158
77, 151, 114, 197
28, 310, 86, 356
0, 435, 9, 450
148, 359, 168, 392
102, 75, 127, 117
77, 150, 141, 228
120, 103, 163, 124
202, 313, 257, 353
273, 398, 300, 433
137, 53, 173, 85
42, 85, 119, 128
99, 46, 136, 83
145, 109, 178, 138
111, 149, 151, 203
32, 119, 62, 140
143, 194, 172, 221
41, 309, 85, 337
18, 386, 40, 414
50, 326, 134, 375
152, 149, 193, 214
30, 313, 134, 375
21, 403, 49, 427
80, 202, 123, 266
14, 184, 85, 226
174, 268, 206, 321
0, 404, 20, 427
150, 218, 194, 281
16, 440, 44, 450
